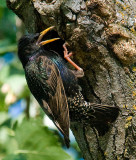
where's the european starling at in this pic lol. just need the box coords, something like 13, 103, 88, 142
18, 27, 120, 147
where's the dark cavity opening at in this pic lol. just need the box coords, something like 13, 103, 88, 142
42, 30, 65, 58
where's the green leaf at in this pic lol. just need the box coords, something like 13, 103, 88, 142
0, 65, 10, 82
3, 154, 27, 160
0, 112, 9, 125
0, 91, 6, 111
5, 138, 18, 154
14, 118, 73, 160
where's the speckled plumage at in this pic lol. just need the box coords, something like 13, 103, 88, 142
18, 33, 119, 147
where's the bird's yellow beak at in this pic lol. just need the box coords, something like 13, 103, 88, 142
36, 26, 60, 46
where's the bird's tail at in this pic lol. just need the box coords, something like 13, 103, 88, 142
84, 103, 120, 135
88, 103, 120, 123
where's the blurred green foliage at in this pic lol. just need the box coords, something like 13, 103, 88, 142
0, 3, 74, 160
0, 116, 73, 160
0, 0, 17, 55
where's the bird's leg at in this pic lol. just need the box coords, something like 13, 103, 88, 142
63, 43, 83, 72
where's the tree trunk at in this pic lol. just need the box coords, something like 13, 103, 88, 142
7, 0, 136, 159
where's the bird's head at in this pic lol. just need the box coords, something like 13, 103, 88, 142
18, 26, 60, 67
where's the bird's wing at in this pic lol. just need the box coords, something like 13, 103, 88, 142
37, 55, 70, 147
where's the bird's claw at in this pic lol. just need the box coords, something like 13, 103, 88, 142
63, 43, 83, 71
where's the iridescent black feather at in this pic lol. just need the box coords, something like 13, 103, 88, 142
18, 34, 70, 147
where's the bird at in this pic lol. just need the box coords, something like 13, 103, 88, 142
18, 26, 120, 147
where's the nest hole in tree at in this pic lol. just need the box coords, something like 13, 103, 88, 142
42, 30, 65, 58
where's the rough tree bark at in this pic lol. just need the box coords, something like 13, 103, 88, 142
7, 0, 136, 159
